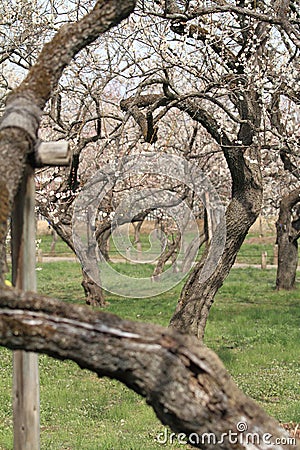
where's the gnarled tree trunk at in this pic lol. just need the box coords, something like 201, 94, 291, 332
170, 170, 262, 339
121, 85, 264, 340
82, 269, 107, 307
152, 232, 181, 278
169, 97, 263, 339
38, 205, 106, 307
276, 188, 300, 290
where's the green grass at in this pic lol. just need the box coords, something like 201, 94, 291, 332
205, 268, 300, 422
36, 261, 83, 302
235, 242, 276, 264
36, 234, 72, 256
37, 230, 297, 266
0, 262, 299, 449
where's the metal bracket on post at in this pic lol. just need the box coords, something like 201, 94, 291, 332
11, 140, 70, 450
34, 140, 70, 167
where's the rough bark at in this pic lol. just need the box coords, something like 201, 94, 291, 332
81, 269, 107, 307
120, 95, 168, 143
152, 232, 181, 278
170, 178, 262, 339
276, 188, 300, 290
37, 204, 106, 307
0, 288, 297, 450
0, 130, 32, 284
169, 96, 263, 338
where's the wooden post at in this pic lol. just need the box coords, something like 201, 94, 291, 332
10, 140, 69, 450
37, 249, 43, 263
273, 244, 278, 266
50, 229, 58, 254
261, 251, 267, 270
34, 140, 70, 166
11, 165, 40, 450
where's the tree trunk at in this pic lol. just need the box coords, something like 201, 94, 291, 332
168, 85, 263, 339
81, 269, 108, 307
122, 92, 263, 340
0, 129, 31, 284
133, 220, 143, 260
97, 227, 111, 262
168, 102, 263, 339
276, 189, 300, 290
152, 233, 181, 278
170, 186, 262, 339
37, 206, 106, 307
181, 232, 206, 273
0, 289, 297, 450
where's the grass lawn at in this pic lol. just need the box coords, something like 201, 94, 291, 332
0, 262, 299, 449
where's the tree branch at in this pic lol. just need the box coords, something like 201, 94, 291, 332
13, 0, 137, 108
0, 0, 136, 282
0, 288, 296, 450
